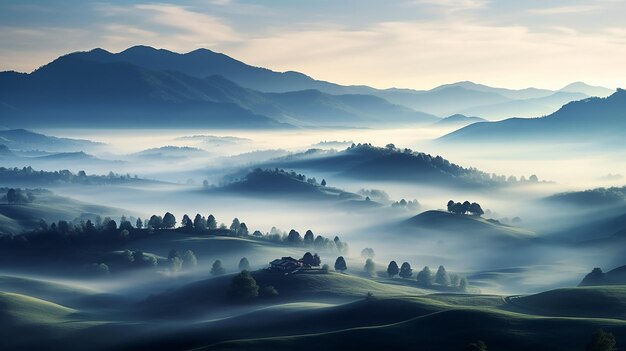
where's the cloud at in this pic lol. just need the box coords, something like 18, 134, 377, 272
225, 20, 626, 89
410, 0, 490, 12
134, 4, 238, 43
527, 5, 601, 15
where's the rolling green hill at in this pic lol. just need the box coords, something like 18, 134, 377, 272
401, 210, 534, 241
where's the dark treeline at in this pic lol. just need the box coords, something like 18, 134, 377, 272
346, 143, 542, 184
0, 166, 149, 185
0, 210, 348, 273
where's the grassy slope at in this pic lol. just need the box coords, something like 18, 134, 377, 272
135, 271, 424, 319
403, 210, 534, 239
0, 192, 124, 234
180, 286, 626, 351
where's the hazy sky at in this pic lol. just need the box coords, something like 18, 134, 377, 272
1, 0, 625, 90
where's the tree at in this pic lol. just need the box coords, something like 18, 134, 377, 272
468, 202, 484, 216
6, 188, 18, 203
181, 214, 193, 231
182, 250, 197, 270
211, 260, 225, 275
260, 285, 279, 298
135, 218, 143, 229
387, 261, 399, 278
416, 266, 433, 287
105, 219, 117, 232
586, 329, 617, 351
447, 200, 455, 212
287, 229, 302, 245
119, 219, 133, 232
302, 252, 320, 267
193, 214, 206, 232
461, 201, 471, 214
529, 174, 539, 182
465, 340, 487, 351
334, 256, 347, 272
304, 230, 314, 245
450, 274, 460, 287
312, 253, 321, 267
238, 222, 249, 236
148, 215, 162, 229
169, 256, 182, 273
162, 212, 176, 229
238, 257, 251, 271
230, 218, 241, 232
364, 258, 376, 276
84, 219, 96, 233
435, 265, 450, 286
207, 214, 217, 230
321, 179, 327, 186
459, 277, 469, 292
361, 248, 375, 259
228, 270, 259, 300
399, 262, 413, 278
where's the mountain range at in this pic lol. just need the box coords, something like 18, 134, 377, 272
0, 45, 614, 128
439, 89, 626, 143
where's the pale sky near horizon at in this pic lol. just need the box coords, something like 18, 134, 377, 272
1, 0, 625, 90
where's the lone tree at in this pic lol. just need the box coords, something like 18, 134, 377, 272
364, 258, 376, 277
162, 212, 176, 229
387, 261, 400, 278
321, 179, 327, 186
182, 250, 197, 270
586, 329, 617, 351
238, 257, 251, 271
211, 260, 226, 275
435, 265, 451, 286
228, 270, 259, 301
399, 262, 413, 279
459, 277, 469, 292
334, 256, 347, 272
416, 266, 433, 287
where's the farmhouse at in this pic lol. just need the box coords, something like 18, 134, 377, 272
269, 256, 303, 273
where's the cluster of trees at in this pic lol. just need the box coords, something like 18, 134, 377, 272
228, 270, 279, 301
360, 257, 469, 291
391, 198, 419, 210
0, 166, 144, 185
347, 143, 535, 185
3, 188, 35, 204
234, 168, 326, 187
269, 228, 348, 253
447, 200, 484, 216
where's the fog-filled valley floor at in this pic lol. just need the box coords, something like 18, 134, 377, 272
1, 122, 626, 350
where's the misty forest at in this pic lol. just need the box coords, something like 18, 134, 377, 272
2, 2, 626, 350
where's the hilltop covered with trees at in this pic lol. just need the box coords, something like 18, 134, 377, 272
0, 166, 158, 186
261, 143, 543, 187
